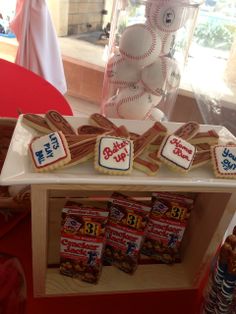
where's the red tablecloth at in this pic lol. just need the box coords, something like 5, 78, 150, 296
0, 59, 72, 117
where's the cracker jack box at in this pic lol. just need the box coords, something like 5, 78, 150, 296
104, 192, 151, 274
60, 201, 109, 284
141, 192, 195, 264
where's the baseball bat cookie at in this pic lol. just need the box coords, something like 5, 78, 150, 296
65, 134, 98, 147
65, 138, 96, 168
45, 110, 76, 135
106, 53, 141, 87
146, 1, 189, 33
174, 121, 200, 141
191, 150, 212, 169
90, 113, 118, 131
134, 155, 160, 176
119, 23, 162, 68
22, 114, 52, 134
190, 130, 219, 151
141, 57, 181, 96
149, 134, 166, 152
134, 121, 167, 158
77, 125, 109, 135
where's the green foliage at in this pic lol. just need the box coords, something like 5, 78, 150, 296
194, 21, 234, 50
225, 24, 236, 36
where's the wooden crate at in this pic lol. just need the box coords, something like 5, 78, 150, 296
31, 183, 236, 297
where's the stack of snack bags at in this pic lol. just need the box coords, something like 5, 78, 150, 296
60, 201, 109, 284
59, 191, 195, 283
141, 192, 195, 264
103, 192, 152, 274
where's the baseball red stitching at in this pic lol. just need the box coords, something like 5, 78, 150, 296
119, 24, 158, 61
116, 90, 147, 119
141, 57, 167, 95
106, 55, 139, 86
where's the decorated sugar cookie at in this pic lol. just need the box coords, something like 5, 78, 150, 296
94, 136, 133, 175
158, 135, 196, 173
211, 145, 236, 179
29, 131, 71, 172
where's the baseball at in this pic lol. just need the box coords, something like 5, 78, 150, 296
119, 23, 162, 68
103, 95, 119, 118
114, 83, 160, 120
159, 31, 176, 56
106, 53, 141, 87
165, 57, 181, 92
148, 108, 166, 122
141, 56, 181, 96
146, 2, 189, 33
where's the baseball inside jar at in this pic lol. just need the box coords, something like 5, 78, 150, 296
101, 0, 203, 121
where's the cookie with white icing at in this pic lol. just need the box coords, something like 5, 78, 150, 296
94, 135, 133, 175
158, 135, 196, 173
29, 131, 71, 172
211, 145, 236, 179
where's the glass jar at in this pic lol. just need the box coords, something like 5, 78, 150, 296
101, 0, 203, 121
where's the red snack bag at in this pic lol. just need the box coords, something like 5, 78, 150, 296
60, 201, 109, 284
141, 192, 195, 264
104, 192, 151, 274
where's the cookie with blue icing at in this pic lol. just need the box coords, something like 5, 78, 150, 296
211, 145, 236, 179
29, 131, 71, 172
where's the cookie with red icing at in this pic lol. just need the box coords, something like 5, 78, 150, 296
94, 135, 133, 175
158, 135, 196, 173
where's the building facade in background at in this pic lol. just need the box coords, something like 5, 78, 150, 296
47, 0, 112, 36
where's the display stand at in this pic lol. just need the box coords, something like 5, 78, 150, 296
1, 115, 236, 298
31, 182, 236, 297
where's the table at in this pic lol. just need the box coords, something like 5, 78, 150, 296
0, 60, 219, 313
0, 59, 73, 117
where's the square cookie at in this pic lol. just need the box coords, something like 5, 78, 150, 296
211, 145, 236, 179
94, 136, 133, 175
158, 135, 196, 173
29, 131, 71, 172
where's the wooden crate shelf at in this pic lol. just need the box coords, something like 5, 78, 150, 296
46, 264, 190, 296
31, 184, 236, 297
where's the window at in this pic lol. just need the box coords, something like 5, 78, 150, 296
183, 0, 236, 100
0, 0, 16, 37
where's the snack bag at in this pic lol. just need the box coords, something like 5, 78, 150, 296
141, 192, 195, 264
60, 201, 109, 284
104, 192, 151, 274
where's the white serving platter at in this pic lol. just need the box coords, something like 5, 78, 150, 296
1, 115, 236, 188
